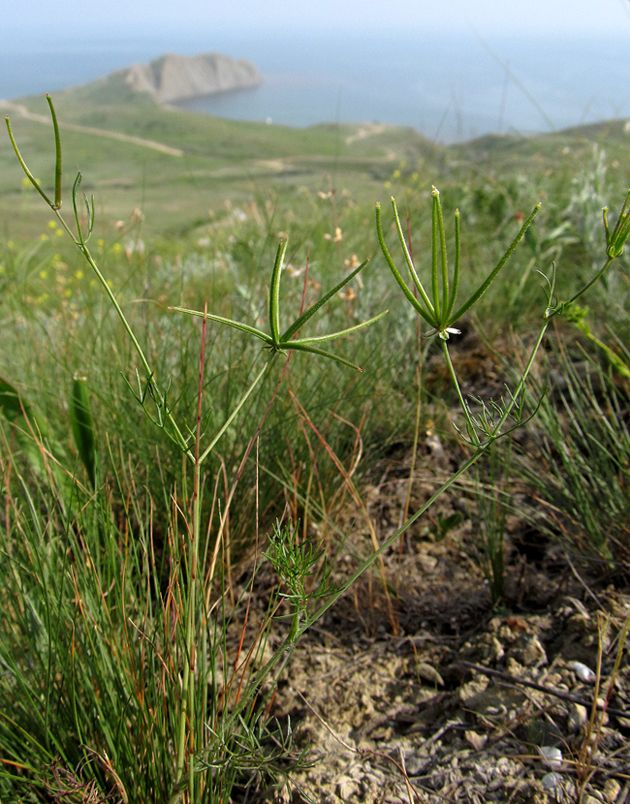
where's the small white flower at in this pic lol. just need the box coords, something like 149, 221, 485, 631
436, 326, 462, 340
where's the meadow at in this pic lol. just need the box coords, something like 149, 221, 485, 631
0, 86, 628, 801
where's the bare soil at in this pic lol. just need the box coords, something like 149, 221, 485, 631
263, 440, 630, 804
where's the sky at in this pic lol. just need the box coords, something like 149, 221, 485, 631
6, 0, 630, 38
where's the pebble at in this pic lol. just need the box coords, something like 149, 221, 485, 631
539, 745, 563, 770
568, 703, 589, 732
568, 660, 596, 683
336, 775, 358, 799
415, 661, 444, 687
541, 771, 563, 792
604, 778, 622, 802
458, 674, 489, 703
464, 730, 487, 751
521, 635, 548, 666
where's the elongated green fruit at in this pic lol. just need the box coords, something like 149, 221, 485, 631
46, 95, 63, 209
70, 374, 97, 487
269, 239, 287, 344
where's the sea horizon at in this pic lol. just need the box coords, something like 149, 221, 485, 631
1, 29, 628, 144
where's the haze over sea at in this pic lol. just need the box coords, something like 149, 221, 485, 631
1, 30, 628, 143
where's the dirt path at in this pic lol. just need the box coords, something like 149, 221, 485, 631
345, 123, 389, 145
0, 100, 184, 158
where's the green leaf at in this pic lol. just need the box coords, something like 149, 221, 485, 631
280, 342, 363, 371
390, 196, 435, 317
376, 202, 435, 327
46, 94, 63, 210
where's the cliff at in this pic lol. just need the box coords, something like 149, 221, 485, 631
117, 53, 262, 104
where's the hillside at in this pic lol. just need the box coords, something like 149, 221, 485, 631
0, 70, 628, 242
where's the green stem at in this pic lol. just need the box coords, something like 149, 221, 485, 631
174, 458, 202, 800
441, 340, 480, 446
52, 210, 193, 458
198, 358, 274, 464
488, 321, 549, 440
551, 256, 614, 314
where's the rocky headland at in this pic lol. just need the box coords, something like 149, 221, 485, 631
115, 52, 262, 104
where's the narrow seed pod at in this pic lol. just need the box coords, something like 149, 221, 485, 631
46, 95, 63, 209
70, 374, 97, 487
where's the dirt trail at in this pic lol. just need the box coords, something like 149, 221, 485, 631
0, 100, 184, 158
345, 123, 389, 145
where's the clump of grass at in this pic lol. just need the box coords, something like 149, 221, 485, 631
518, 343, 630, 568
2, 98, 386, 801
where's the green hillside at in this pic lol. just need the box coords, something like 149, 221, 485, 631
1, 80, 442, 240
4, 78, 626, 243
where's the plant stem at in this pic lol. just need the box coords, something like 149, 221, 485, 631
441, 340, 480, 446
175, 307, 208, 801
53, 209, 194, 459
198, 358, 275, 464
553, 256, 614, 313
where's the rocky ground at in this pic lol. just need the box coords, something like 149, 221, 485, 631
263, 441, 630, 803
224, 333, 630, 804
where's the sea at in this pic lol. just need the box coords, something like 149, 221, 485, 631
1, 30, 628, 143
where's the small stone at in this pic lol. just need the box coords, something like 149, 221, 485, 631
404, 754, 425, 776
568, 703, 588, 732
496, 756, 512, 775
491, 636, 505, 661
604, 778, 622, 802
521, 635, 548, 667
464, 730, 487, 750
336, 776, 357, 799
415, 662, 444, 687
458, 674, 489, 703
540, 745, 563, 770
541, 771, 563, 791
568, 660, 596, 683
